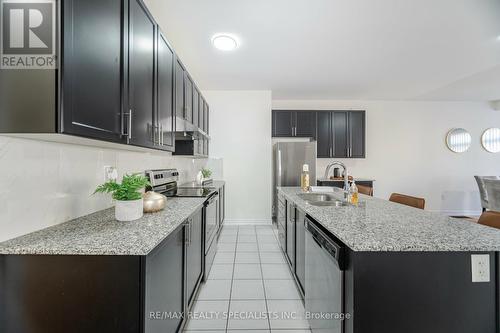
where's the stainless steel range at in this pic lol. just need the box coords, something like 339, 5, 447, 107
145, 169, 216, 198
145, 169, 220, 279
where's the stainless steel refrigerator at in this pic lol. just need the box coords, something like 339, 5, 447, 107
273, 141, 317, 218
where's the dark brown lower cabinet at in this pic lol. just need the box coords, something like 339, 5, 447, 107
0, 208, 204, 333
145, 226, 185, 333
295, 208, 306, 294
286, 201, 296, 269
0, 255, 142, 333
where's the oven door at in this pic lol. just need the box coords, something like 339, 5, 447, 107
204, 192, 219, 253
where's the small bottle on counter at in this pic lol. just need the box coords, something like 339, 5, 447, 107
350, 180, 359, 205
301, 164, 310, 191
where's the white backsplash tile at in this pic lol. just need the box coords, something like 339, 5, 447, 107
0, 136, 222, 242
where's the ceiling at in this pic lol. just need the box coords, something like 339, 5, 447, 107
145, 0, 500, 101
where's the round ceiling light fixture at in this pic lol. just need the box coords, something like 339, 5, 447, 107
212, 34, 239, 51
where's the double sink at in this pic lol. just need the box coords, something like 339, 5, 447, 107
298, 192, 349, 207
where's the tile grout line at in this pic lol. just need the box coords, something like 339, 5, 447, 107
256, 226, 272, 332
225, 226, 239, 333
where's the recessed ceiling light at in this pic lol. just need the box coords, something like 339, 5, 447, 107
212, 34, 239, 51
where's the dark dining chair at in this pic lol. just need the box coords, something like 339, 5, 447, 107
357, 184, 373, 196
389, 193, 425, 210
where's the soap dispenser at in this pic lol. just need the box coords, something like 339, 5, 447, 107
301, 164, 310, 191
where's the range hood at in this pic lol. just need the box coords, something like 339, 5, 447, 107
174, 116, 210, 140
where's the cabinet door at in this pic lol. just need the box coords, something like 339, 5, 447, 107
316, 112, 332, 158
349, 111, 366, 158
332, 112, 348, 158
295, 208, 306, 294
277, 196, 287, 252
62, 0, 125, 142
145, 226, 184, 333
186, 209, 203, 307
193, 88, 200, 129
204, 104, 209, 134
219, 185, 225, 226
184, 74, 193, 123
128, 0, 155, 148
157, 31, 175, 151
286, 202, 296, 269
272, 111, 293, 137
295, 111, 316, 138
200, 98, 205, 132
175, 59, 185, 120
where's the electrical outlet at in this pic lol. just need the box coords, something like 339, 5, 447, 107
103, 166, 118, 182
471, 254, 490, 283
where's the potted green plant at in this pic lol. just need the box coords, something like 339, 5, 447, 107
94, 173, 150, 222
201, 168, 212, 180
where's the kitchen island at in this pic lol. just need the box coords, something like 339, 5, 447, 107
277, 186, 500, 333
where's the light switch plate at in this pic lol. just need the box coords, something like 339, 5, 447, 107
471, 254, 490, 283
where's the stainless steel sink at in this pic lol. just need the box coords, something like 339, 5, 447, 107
297, 193, 349, 207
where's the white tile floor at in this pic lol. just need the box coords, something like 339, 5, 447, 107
183, 225, 311, 333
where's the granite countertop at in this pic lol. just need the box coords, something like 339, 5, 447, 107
0, 197, 206, 256
317, 177, 375, 182
278, 187, 500, 252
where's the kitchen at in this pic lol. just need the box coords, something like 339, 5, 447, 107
1, 0, 500, 333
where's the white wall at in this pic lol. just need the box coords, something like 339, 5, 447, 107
204, 91, 273, 224
273, 100, 500, 216
0, 136, 212, 242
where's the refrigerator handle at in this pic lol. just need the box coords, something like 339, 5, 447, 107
277, 148, 282, 187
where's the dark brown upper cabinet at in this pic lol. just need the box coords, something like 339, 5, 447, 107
348, 111, 366, 158
61, 0, 126, 143
193, 88, 200, 129
174, 58, 186, 125
316, 111, 332, 158
317, 111, 365, 158
184, 74, 194, 124
156, 30, 175, 151
272, 111, 316, 138
0, 0, 209, 155
203, 100, 209, 134
127, 0, 156, 149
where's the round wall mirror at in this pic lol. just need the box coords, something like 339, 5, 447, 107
446, 128, 472, 153
481, 128, 500, 153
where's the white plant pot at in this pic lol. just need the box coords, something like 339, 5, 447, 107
115, 198, 144, 222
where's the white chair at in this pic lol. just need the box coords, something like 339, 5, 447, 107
483, 178, 500, 212
475, 176, 500, 212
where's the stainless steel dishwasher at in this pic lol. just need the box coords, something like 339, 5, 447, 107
305, 217, 345, 333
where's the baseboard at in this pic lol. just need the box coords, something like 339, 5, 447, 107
223, 219, 272, 225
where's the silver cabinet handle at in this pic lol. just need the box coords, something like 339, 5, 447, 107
128, 109, 133, 141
